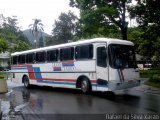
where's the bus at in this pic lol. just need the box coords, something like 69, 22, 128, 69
11, 38, 141, 93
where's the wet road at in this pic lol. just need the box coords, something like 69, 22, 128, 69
0, 80, 160, 120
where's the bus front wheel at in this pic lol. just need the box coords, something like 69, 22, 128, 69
23, 76, 30, 88
81, 78, 91, 94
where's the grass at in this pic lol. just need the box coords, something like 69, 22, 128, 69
140, 69, 160, 88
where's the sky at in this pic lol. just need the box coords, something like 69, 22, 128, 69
0, 0, 79, 34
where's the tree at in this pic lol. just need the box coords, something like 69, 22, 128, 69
70, 0, 132, 40
29, 19, 44, 48
129, 0, 160, 60
129, 0, 160, 26
0, 15, 30, 52
0, 38, 8, 52
127, 27, 141, 56
11, 41, 30, 52
52, 11, 79, 43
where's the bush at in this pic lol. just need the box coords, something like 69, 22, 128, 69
140, 69, 160, 88
149, 74, 160, 83
0, 73, 4, 79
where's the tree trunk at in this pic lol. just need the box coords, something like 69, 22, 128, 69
121, 27, 128, 40
121, 0, 128, 40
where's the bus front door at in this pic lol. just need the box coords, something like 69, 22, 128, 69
96, 45, 108, 91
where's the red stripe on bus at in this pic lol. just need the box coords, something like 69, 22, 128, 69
62, 61, 74, 64
120, 68, 125, 81
90, 80, 97, 83
27, 65, 35, 79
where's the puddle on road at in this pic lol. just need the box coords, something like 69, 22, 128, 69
0, 87, 45, 120
1, 100, 28, 120
0, 88, 30, 120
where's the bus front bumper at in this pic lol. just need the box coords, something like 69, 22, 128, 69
108, 79, 141, 91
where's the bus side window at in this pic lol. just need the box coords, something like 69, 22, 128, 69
12, 56, 18, 65
26, 53, 35, 63
75, 44, 93, 60
18, 55, 26, 64
47, 49, 58, 62
97, 46, 107, 67
36, 51, 46, 63
60, 47, 74, 61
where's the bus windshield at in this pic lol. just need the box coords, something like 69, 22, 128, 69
108, 44, 137, 69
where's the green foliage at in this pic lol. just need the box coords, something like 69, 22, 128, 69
145, 81, 160, 88
130, 0, 160, 25
51, 11, 79, 43
0, 38, 8, 52
70, 0, 132, 40
0, 15, 30, 52
140, 69, 160, 88
140, 69, 160, 75
128, 27, 143, 52
129, 0, 160, 61
134, 25, 160, 60
145, 74, 160, 88
11, 41, 30, 52
0, 72, 4, 79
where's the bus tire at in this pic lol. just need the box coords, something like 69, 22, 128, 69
81, 78, 91, 94
23, 76, 30, 88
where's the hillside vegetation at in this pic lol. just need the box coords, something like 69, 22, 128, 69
0, 15, 31, 53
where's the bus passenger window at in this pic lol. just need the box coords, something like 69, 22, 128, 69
75, 44, 93, 59
36, 51, 46, 63
60, 47, 74, 61
18, 55, 26, 64
26, 53, 35, 63
47, 50, 58, 62
97, 47, 107, 67
12, 56, 18, 65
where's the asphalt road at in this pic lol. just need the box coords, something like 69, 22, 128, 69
0, 80, 160, 120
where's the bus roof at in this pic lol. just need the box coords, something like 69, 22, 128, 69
11, 38, 134, 56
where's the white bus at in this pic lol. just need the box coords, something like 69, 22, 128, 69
11, 38, 141, 93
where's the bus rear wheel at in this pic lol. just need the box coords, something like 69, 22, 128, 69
23, 76, 30, 88
81, 78, 91, 94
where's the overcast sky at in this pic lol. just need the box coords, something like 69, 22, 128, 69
0, 0, 79, 34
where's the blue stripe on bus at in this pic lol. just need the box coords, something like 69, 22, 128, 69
34, 67, 42, 78
117, 69, 122, 82
11, 68, 27, 70
97, 85, 108, 88
62, 64, 74, 67
91, 84, 97, 87
37, 80, 76, 85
